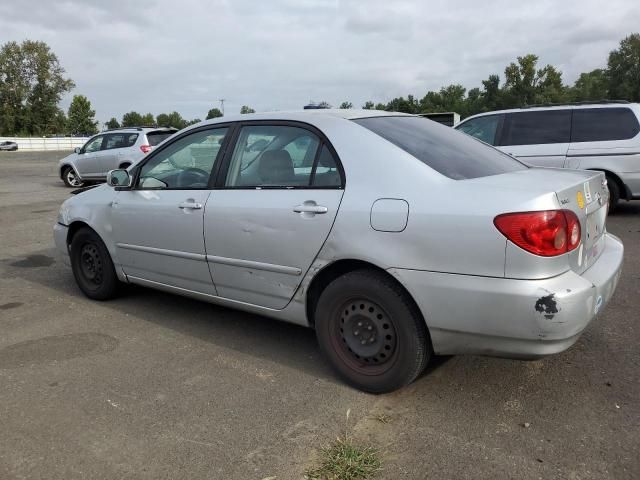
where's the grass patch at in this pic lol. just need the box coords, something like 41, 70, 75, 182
305, 409, 382, 480
305, 437, 381, 480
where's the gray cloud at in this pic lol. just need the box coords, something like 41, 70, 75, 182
0, 0, 638, 123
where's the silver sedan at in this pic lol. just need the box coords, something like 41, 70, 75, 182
54, 110, 623, 393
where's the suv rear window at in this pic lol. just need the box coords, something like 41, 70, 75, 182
147, 131, 174, 146
354, 116, 526, 180
500, 110, 571, 146
571, 108, 640, 142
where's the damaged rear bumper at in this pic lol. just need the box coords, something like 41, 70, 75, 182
389, 233, 624, 358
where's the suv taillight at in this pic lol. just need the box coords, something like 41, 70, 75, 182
140, 145, 152, 154
494, 210, 581, 257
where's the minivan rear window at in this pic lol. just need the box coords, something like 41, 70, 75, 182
571, 108, 640, 142
354, 116, 527, 180
500, 110, 571, 146
147, 131, 174, 146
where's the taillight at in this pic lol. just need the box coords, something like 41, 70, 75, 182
140, 144, 152, 154
494, 210, 581, 257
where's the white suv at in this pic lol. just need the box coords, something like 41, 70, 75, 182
455, 101, 640, 210
58, 127, 177, 187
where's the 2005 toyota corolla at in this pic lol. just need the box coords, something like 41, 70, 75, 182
54, 110, 624, 393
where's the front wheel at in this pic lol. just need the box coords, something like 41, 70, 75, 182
70, 227, 119, 300
62, 166, 84, 188
315, 269, 432, 393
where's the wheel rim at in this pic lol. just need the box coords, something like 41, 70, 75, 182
79, 243, 103, 286
330, 298, 398, 375
66, 169, 82, 187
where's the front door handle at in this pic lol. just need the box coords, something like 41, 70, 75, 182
293, 204, 328, 214
178, 201, 203, 210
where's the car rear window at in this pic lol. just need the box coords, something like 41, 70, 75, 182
147, 131, 174, 146
500, 110, 571, 146
353, 116, 527, 180
571, 108, 640, 142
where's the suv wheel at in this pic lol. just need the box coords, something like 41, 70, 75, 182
62, 166, 84, 188
315, 269, 432, 393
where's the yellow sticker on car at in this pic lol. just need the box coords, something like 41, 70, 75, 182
576, 191, 585, 209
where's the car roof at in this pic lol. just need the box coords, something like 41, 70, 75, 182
198, 109, 414, 127
460, 102, 640, 123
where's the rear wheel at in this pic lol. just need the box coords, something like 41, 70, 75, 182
315, 269, 431, 393
62, 166, 84, 188
70, 227, 119, 300
606, 175, 620, 213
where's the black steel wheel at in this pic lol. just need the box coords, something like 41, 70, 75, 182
315, 269, 431, 393
70, 227, 119, 300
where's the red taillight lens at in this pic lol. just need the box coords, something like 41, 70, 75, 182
494, 210, 581, 257
140, 144, 152, 154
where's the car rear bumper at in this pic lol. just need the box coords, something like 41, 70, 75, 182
389, 233, 624, 358
53, 223, 70, 266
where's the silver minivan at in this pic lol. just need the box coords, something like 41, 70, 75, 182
455, 101, 640, 210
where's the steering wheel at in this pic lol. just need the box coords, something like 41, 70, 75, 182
176, 168, 210, 188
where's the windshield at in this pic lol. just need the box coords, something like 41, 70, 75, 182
354, 116, 527, 180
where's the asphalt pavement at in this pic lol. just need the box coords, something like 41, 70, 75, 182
0, 151, 638, 479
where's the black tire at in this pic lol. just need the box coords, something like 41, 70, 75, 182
62, 166, 84, 188
70, 227, 119, 300
606, 175, 620, 214
315, 269, 432, 393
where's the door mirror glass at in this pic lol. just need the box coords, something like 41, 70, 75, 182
107, 169, 131, 187
74, 147, 81, 154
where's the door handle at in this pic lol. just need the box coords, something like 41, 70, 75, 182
178, 201, 203, 210
293, 204, 328, 214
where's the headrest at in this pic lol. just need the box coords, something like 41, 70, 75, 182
258, 149, 295, 184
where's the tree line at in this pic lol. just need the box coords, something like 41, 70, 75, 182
1, 34, 638, 137
346, 33, 640, 116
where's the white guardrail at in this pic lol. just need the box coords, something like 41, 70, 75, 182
0, 137, 89, 151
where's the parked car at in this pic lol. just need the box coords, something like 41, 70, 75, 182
455, 101, 640, 211
58, 127, 177, 187
0, 141, 18, 151
54, 110, 623, 393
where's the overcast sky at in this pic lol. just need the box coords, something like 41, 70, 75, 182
1, 0, 638, 123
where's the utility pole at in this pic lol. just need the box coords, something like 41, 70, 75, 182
219, 99, 225, 116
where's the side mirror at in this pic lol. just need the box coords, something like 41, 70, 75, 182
74, 147, 81, 154
107, 169, 131, 188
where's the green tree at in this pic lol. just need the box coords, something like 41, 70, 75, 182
105, 117, 120, 129
121, 111, 143, 127
187, 118, 202, 126
362, 101, 375, 109
156, 113, 170, 127
339, 101, 353, 109
570, 69, 608, 101
66, 95, 98, 135
503, 54, 568, 106
386, 95, 419, 113
481, 74, 503, 112
141, 113, 155, 125
206, 108, 223, 119
607, 33, 640, 101
240, 105, 255, 114
168, 111, 187, 129
0, 40, 75, 135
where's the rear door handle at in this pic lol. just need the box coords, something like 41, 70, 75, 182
293, 204, 328, 214
179, 201, 203, 210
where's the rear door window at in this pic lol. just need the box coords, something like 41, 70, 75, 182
500, 110, 571, 146
456, 114, 501, 145
571, 108, 640, 142
147, 131, 175, 146
104, 133, 138, 150
354, 116, 526, 180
